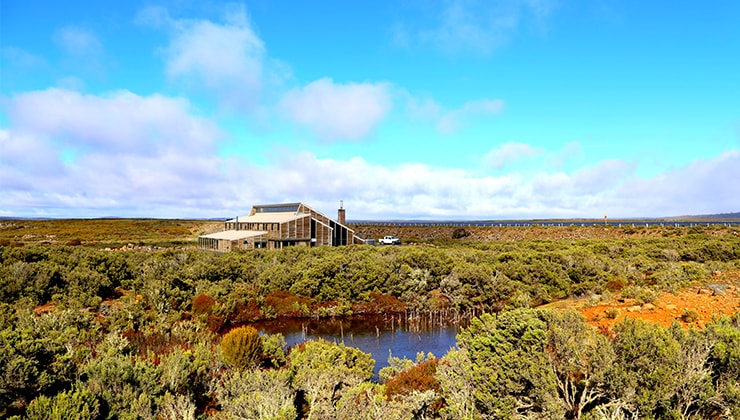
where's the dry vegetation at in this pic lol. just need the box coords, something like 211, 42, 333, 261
352, 222, 740, 243
0, 218, 220, 248
2, 218, 737, 249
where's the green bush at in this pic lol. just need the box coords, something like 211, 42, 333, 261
605, 308, 620, 319
260, 333, 286, 368
680, 309, 700, 323
451, 228, 469, 239
221, 326, 262, 370
25, 384, 100, 420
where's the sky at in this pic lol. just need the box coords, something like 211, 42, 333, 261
1, 0, 739, 220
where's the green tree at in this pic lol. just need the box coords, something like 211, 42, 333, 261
705, 314, 740, 417
611, 319, 682, 417
542, 310, 614, 419
436, 349, 476, 420
289, 339, 375, 419
83, 333, 163, 419
0, 327, 75, 417
260, 332, 287, 368
456, 309, 563, 419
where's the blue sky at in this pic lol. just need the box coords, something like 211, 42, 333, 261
1, 0, 739, 219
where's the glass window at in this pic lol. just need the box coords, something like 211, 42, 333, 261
255, 204, 300, 213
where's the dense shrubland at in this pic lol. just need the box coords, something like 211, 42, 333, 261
2, 232, 739, 320
0, 229, 739, 418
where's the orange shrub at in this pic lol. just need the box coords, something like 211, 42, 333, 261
384, 359, 443, 411
192, 293, 216, 315
264, 290, 311, 316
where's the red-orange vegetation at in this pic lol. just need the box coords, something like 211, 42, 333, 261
206, 314, 226, 333
264, 290, 312, 316
192, 293, 216, 315
605, 277, 626, 292
353, 292, 407, 314
384, 359, 443, 411
33, 303, 55, 315
229, 300, 263, 324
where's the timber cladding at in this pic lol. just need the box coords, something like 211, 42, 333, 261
198, 202, 363, 252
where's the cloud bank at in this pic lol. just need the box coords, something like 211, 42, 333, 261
1, 86, 737, 220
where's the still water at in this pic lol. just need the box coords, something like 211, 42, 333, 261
253, 315, 463, 378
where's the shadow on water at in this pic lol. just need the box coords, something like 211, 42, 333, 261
252, 314, 467, 379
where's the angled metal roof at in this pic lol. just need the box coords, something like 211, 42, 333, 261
199, 230, 268, 240
226, 211, 307, 224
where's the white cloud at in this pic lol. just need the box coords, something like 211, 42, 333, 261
55, 76, 86, 91
461, 99, 506, 114
7, 88, 219, 154
437, 99, 505, 135
0, 88, 248, 218
616, 150, 740, 216
51, 26, 108, 78
135, 6, 170, 28
251, 150, 739, 220
53, 26, 103, 56
0, 129, 64, 191
482, 142, 542, 169
571, 159, 634, 195
396, 0, 558, 54
279, 78, 393, 142
250, 151, 523, 219
140, 5, 268, 109
527, 159, 635, 215
407, 96, 443, 121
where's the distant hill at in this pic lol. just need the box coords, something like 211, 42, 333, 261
668, 212, 740, 222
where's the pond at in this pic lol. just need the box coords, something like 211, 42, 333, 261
253, 315, 465, 378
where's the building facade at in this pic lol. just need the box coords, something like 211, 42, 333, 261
197, 202, 363, 252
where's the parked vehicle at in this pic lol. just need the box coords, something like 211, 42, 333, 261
378, 235, 401, 245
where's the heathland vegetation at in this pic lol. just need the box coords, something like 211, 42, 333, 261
0, 220, 739, 418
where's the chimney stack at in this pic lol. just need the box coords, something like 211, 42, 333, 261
337, 200, 346, 225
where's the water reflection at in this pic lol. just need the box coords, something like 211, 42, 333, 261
252, 315, 464, 378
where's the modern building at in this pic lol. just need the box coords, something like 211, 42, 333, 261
197, 202, 363, 252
